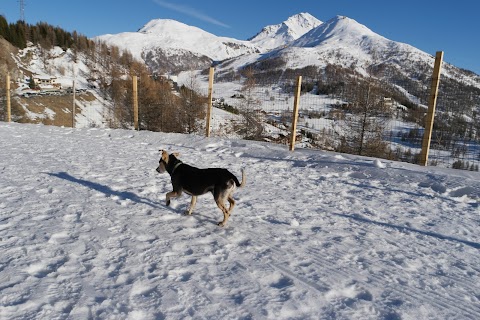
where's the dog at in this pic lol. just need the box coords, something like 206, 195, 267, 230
156, 150, 245, 226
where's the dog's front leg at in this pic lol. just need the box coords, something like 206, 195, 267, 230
166, 190, 180, 206
185, 196, 197, 215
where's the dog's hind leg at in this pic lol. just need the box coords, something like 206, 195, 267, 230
227, 195, 235, 213
185, 196, 197, 215
216, 199, 229, 227
216, 192, 234, 227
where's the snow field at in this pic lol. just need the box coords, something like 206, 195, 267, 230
0, 122, 479, 319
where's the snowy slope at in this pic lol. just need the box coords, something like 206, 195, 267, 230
1, 122, 479, 319
11, 45, 112, 127
248, 12, 323, 51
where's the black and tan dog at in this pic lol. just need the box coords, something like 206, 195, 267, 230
156, 150, 245, 226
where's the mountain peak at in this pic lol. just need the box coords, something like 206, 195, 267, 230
249, 12, 322, 51
138, 18, 208, 36
285, 12, 321, 29
96, 17, 260, 72
291, 15, 387, 49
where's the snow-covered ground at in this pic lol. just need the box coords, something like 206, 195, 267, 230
1, 122, 479, 320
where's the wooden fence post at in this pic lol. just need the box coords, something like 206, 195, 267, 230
133, 75, 139, 130
72, 80, 76, 128
206, 67, 214, 137
289, 76, 302, 151
419, 51, 443, 166
6, 73, 11, 122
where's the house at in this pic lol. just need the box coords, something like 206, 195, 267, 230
33, 75, 58, 87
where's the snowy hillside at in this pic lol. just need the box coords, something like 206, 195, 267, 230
10, 45, 112, 128
248, 12, 323, 51
1, 122, 479, 319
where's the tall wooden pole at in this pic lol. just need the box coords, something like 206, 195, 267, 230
6, 73, 11, 122
206, 67, 214, 137
133, 75, 139, 130
289, 76, 302, 151
419, 51, 443, 166
72, 80, 76, 128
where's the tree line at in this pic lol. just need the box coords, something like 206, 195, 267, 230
0, 16, 91, 51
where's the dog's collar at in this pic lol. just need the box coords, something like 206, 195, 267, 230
162, 155, 183, 175
170, 161, 183, 174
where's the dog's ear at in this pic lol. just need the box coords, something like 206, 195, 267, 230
160, 150, 169, 163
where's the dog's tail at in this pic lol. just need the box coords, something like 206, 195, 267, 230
235, 169, 246, 188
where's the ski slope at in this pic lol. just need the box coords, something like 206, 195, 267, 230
0, 122, 479, 319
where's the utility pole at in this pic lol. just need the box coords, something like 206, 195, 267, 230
19, 0, 25, 22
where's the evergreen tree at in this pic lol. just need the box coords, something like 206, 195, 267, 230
0, 15, 8, 39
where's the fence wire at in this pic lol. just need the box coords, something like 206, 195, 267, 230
2, 67, 479, 171
208, 71, 479, 171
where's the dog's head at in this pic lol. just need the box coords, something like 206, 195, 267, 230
156, 150, 180, 174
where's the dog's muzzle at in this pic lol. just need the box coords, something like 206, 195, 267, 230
156, 161, 166, 173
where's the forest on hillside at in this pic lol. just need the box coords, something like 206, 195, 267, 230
0, 16, 90, 51
0, 16, 208, 134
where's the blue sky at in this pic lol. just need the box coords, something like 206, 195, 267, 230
1, 0, 479, 74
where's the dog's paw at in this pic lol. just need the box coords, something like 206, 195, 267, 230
166, 200, 171, 206
217, 221, 226, 227
184, 210, 192, 216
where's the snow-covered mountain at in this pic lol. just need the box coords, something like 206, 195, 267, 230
248, 12, 323, 51
96, 19, 260, 74
96, 13, 479, 91
233, 15, 426, 75
95, 13, 324, 74
286, 15, 429, 74
212, 15, 479, 90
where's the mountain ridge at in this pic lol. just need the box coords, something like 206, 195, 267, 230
96, 18, 260, 72
248, 12, 323, 51
95, 12, 479, 89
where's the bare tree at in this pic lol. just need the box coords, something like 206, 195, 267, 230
238, 67, 263, 139
178, 71, 206, 134
339, 78, 391, 158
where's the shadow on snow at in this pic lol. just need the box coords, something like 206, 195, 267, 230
46, 171, 163, 209
333, 212, 480, 250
